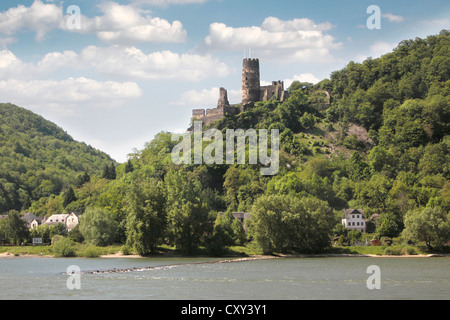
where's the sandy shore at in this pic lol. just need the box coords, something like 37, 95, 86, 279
1, 251, 447, 259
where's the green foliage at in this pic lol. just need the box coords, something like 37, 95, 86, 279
0, 103, 115, 213
62, 187, 77, 208
52, 237, 76, 257
30, 223, 68, 243
79, 207, 118, 247
165, 169, 210, 255
125, 179, 166, 255
0, 210, 29, 245
402, 206, 450, 250
250, 194, 336, 254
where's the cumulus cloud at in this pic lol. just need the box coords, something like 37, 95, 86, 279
68, 2, 187, 44
201, 16, 341, 62
0, 48, 142, 115
0, 46, 230, 82
0, 1, 187, 45
0, 77, 142, 115
80, 45, 230, 81
172, 87, 241, 106
0, 49, 80, 79
284, 73, 320, 88
370, 41, 396, 58
0, 0, 62, 41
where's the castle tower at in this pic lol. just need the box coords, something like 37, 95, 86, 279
242, 58, 260, 104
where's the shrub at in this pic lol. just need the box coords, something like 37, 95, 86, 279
384, 247, 402, 255
121, 244, 132, 255
80, 245, 102, 258
402, 246, 418, 255
52, 237, 76, 257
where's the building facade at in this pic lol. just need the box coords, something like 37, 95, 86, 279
342, 209, 366, 233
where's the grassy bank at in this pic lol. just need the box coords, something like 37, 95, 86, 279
0, 244, 123, 258
1, 242, 443, 258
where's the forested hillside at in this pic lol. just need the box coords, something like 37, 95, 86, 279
0, 103, 115, 213
2, 30, 449, 255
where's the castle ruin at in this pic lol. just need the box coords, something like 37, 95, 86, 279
192, 58, 290, 125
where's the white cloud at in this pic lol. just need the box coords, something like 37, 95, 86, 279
370, 41, 396, 58
0, 77, 142, 115
0, 49, 79, 79
80, 45, 230, 81
0, 1, 187, 45
284, 73, 320, 88
172, 87, 241, 106
0, 0, 62, 41
131, 0, 207, 6
352, 41, 397, 63
382, 13, 404, 23
0, 46, 230, 82
67, 2, 187, 44
202, 17, 341, 62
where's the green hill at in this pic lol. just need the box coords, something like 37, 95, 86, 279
1, 31, 448, 254
0, 103, 115, 213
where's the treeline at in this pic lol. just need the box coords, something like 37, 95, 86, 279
2, 31, 450, 254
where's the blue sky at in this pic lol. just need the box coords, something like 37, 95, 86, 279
0, 0, 449, 162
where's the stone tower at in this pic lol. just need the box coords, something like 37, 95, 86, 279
242, 58, 260, 104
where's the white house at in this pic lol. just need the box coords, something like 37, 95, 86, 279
342, 209, 366, 233
43, 212, 80, 231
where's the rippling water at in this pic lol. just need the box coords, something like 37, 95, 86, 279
0, 256, 448, 300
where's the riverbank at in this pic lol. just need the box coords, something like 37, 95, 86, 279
1, 243, 448, 259
1, 250, 447, 260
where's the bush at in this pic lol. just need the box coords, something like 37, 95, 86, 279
80, 245, 102, 258
402, 246, 418, 255
51, 234, 64, 245
52, 237, 76, 257
384, 247, 402, 255
121, 244, 132, 255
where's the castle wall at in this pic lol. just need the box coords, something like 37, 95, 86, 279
192, 58, 291, 126
260, 81, 289, 102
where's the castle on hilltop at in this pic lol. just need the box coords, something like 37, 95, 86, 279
192, 58, 290, 125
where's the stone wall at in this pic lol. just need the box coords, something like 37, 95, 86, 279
242, 58, 261, 104
192, 58, 292, 126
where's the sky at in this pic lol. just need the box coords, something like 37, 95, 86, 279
0, 0, 449, 162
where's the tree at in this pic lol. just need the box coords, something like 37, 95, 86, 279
165, 169, 210, 255
402, 206, 450, 250
62, 187, 77, 208
125, 179, 166, 255
79, 207, 118, 246
102, 163, 117, 180
76, 171, 90, 187
250, 194, 335, 254
376, 212, 402, 238
0, 210, 29, 245
124, 159, 134, 173
207, 212, 235, 256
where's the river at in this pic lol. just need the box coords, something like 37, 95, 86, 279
0, 256, 448, 300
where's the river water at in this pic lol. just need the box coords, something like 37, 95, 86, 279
0, 256, 448, 300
